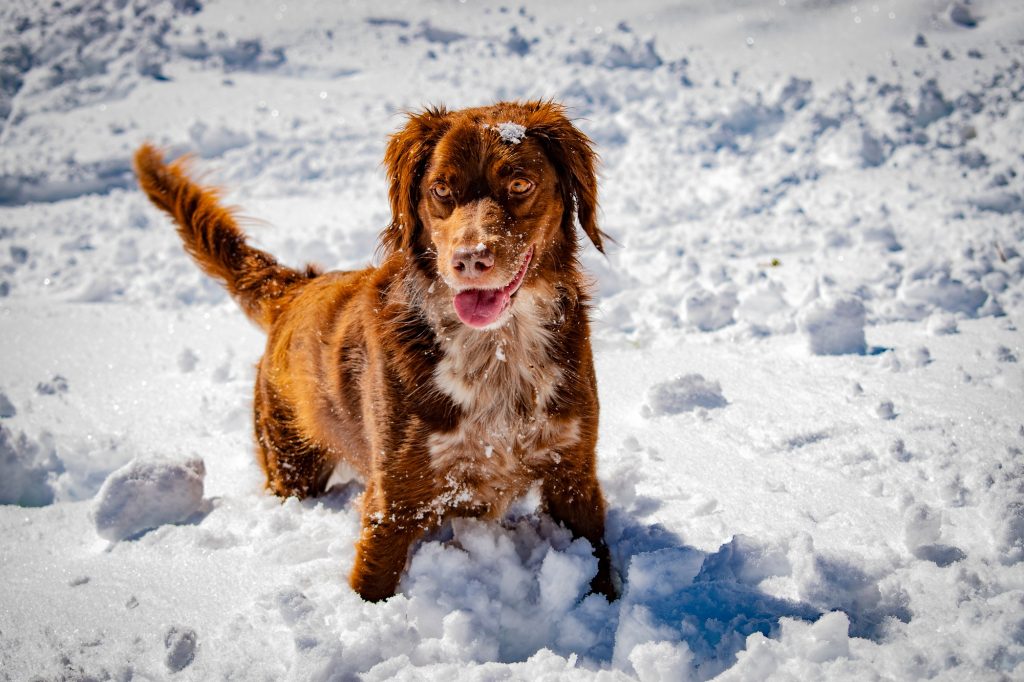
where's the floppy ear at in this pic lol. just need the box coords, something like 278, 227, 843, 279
379, 106, 450, 255
526, 102, 608, 253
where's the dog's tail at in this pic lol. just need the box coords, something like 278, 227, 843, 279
134, 144, 318, 330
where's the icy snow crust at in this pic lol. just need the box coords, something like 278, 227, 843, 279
1, 0, 1023, 679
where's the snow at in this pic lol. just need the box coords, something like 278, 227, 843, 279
643, 374, 728, 416
797, 295, 867, 356
2, 0, 1024, 679
496, 121, 527, 145
91, 456, 206, 541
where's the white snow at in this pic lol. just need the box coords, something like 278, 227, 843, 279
496, 121, 527, 145
644, 374, 728, 416
91, 456, 207, 542
797, 295, 868, 356
1, 0, 1023, 679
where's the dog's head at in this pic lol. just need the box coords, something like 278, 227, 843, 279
381, 101, 605, 329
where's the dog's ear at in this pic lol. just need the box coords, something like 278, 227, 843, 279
526, 102, 608, 253
379, 106, 450, 256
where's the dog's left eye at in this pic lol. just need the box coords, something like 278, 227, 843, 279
509, 178, 534, 195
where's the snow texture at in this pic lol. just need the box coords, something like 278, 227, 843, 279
798, 296, 867, 356
496, 121, 527, 144
1, 0, 1024, 679
644, 374, 728, 416
91, 456, 206, 541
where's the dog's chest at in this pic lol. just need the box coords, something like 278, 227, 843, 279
426, 318, 578, 516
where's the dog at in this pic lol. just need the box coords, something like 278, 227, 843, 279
134, 100, 615, 602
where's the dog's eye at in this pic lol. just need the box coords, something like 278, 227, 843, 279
432, 182, 452, 200
509, 178, 534, 195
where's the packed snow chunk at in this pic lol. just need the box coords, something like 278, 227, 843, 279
495, 121, 527, 145
684, 287, 737, 331
92, 456, 206, 541
538, 539, 597, 615
629, 640, 695, 682
164, 625, 198, 672
644, 374, 727, 416
797, 296, 867, 355
725, 612, 852, 679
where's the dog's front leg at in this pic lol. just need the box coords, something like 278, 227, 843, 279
349, 512, 424, 602
541, 455, 617, 600
349, 460, 436, 602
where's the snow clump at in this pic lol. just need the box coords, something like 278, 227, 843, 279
91, 456, 206, 541
644, 374, 728, 416
496, 121, 527, 144
797, 296, 867, 355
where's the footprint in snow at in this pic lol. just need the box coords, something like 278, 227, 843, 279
642, 373, 727, 417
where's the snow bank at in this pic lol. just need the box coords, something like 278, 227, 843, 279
91, 457, 207, 541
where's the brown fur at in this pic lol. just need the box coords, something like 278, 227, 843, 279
134, 100, 615, 602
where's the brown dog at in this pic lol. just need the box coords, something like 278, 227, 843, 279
134, 100, 614, 602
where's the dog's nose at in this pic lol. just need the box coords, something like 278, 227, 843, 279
451, 245, 494, 277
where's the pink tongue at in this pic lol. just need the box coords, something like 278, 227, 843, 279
454, 288, 509, 327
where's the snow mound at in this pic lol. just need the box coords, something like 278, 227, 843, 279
725, 611, 852, 678
644, 374, 728, 416
797, 296, 867, 356
399, 517, 606, 664
91, 456, 206, 541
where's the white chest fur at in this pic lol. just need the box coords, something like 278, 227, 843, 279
427, 290, 580, 516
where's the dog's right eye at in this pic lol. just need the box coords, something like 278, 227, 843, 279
432, 182, 452, 200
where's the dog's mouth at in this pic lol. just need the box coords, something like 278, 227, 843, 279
452, 246, 534, 328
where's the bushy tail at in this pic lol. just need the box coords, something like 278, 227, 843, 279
134, 144, 318, 330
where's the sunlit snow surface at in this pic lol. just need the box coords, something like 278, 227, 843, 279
1, 0, 1023, 679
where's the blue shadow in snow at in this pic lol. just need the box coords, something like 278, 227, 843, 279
604, 509, 910, 678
